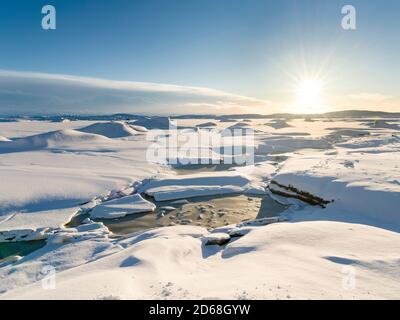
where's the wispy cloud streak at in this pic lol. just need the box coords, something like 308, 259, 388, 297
0, 70, 269, 115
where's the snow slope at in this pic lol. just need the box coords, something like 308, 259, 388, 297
0, 129, 112, 153
0, 117, 399, 299
90, 194, 156, 219
131, 117, 176, 130
77, 121, 140, 138
0, 206, 80, 242
141, 172, 265, 201
1, 222, 399, 299
272, 134, 400, 231
0, 121, 163, 227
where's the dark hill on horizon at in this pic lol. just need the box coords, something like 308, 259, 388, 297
1, 110, 400, 122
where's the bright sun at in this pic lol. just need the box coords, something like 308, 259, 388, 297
293, 78, 326, 113
296, 79, 321, 103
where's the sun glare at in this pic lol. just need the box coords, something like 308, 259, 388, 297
295, 79, 323, 112
285, 75, 331, 114
296, 79, 321, 103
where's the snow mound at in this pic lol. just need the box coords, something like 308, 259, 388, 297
327, 129, 370, 138
265, 119, 292, 129
77, 121, 139, 138
256, 137, 331, 154
196, 121, 218, 128
366, 120, 400, 130
129, 125, 148, 132
146, 185, 245, 201
226, 122, 251, 130
218, 118, 237, 123
2, 222, 400, 299
90, 194, 156, 219
0, 129, 111, 152
272, 148, 400, 230
0, 206, 80, 242
131, 117, 176, 130
336, 135, 399, 149
141, 172, 262, 201
203, 232, 231, 245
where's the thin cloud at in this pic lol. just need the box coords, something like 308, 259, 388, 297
0, 70, 269, 115
349, 92, 393, 102
344, 92, 399, 111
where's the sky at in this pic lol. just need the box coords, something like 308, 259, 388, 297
0, 0, 399, 115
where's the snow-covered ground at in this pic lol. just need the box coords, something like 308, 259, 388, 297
0, 116, 399, 299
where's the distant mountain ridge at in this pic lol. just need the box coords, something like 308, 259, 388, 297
211, 110, 400, 119
1, 110, 400, 122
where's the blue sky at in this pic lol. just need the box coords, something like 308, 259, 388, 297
0, 0, 399, 114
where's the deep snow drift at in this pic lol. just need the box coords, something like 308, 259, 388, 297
0, 129, 112, 153
0, 116, 399, 299
90, 194, 156, 219
77, 121, 142, 138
